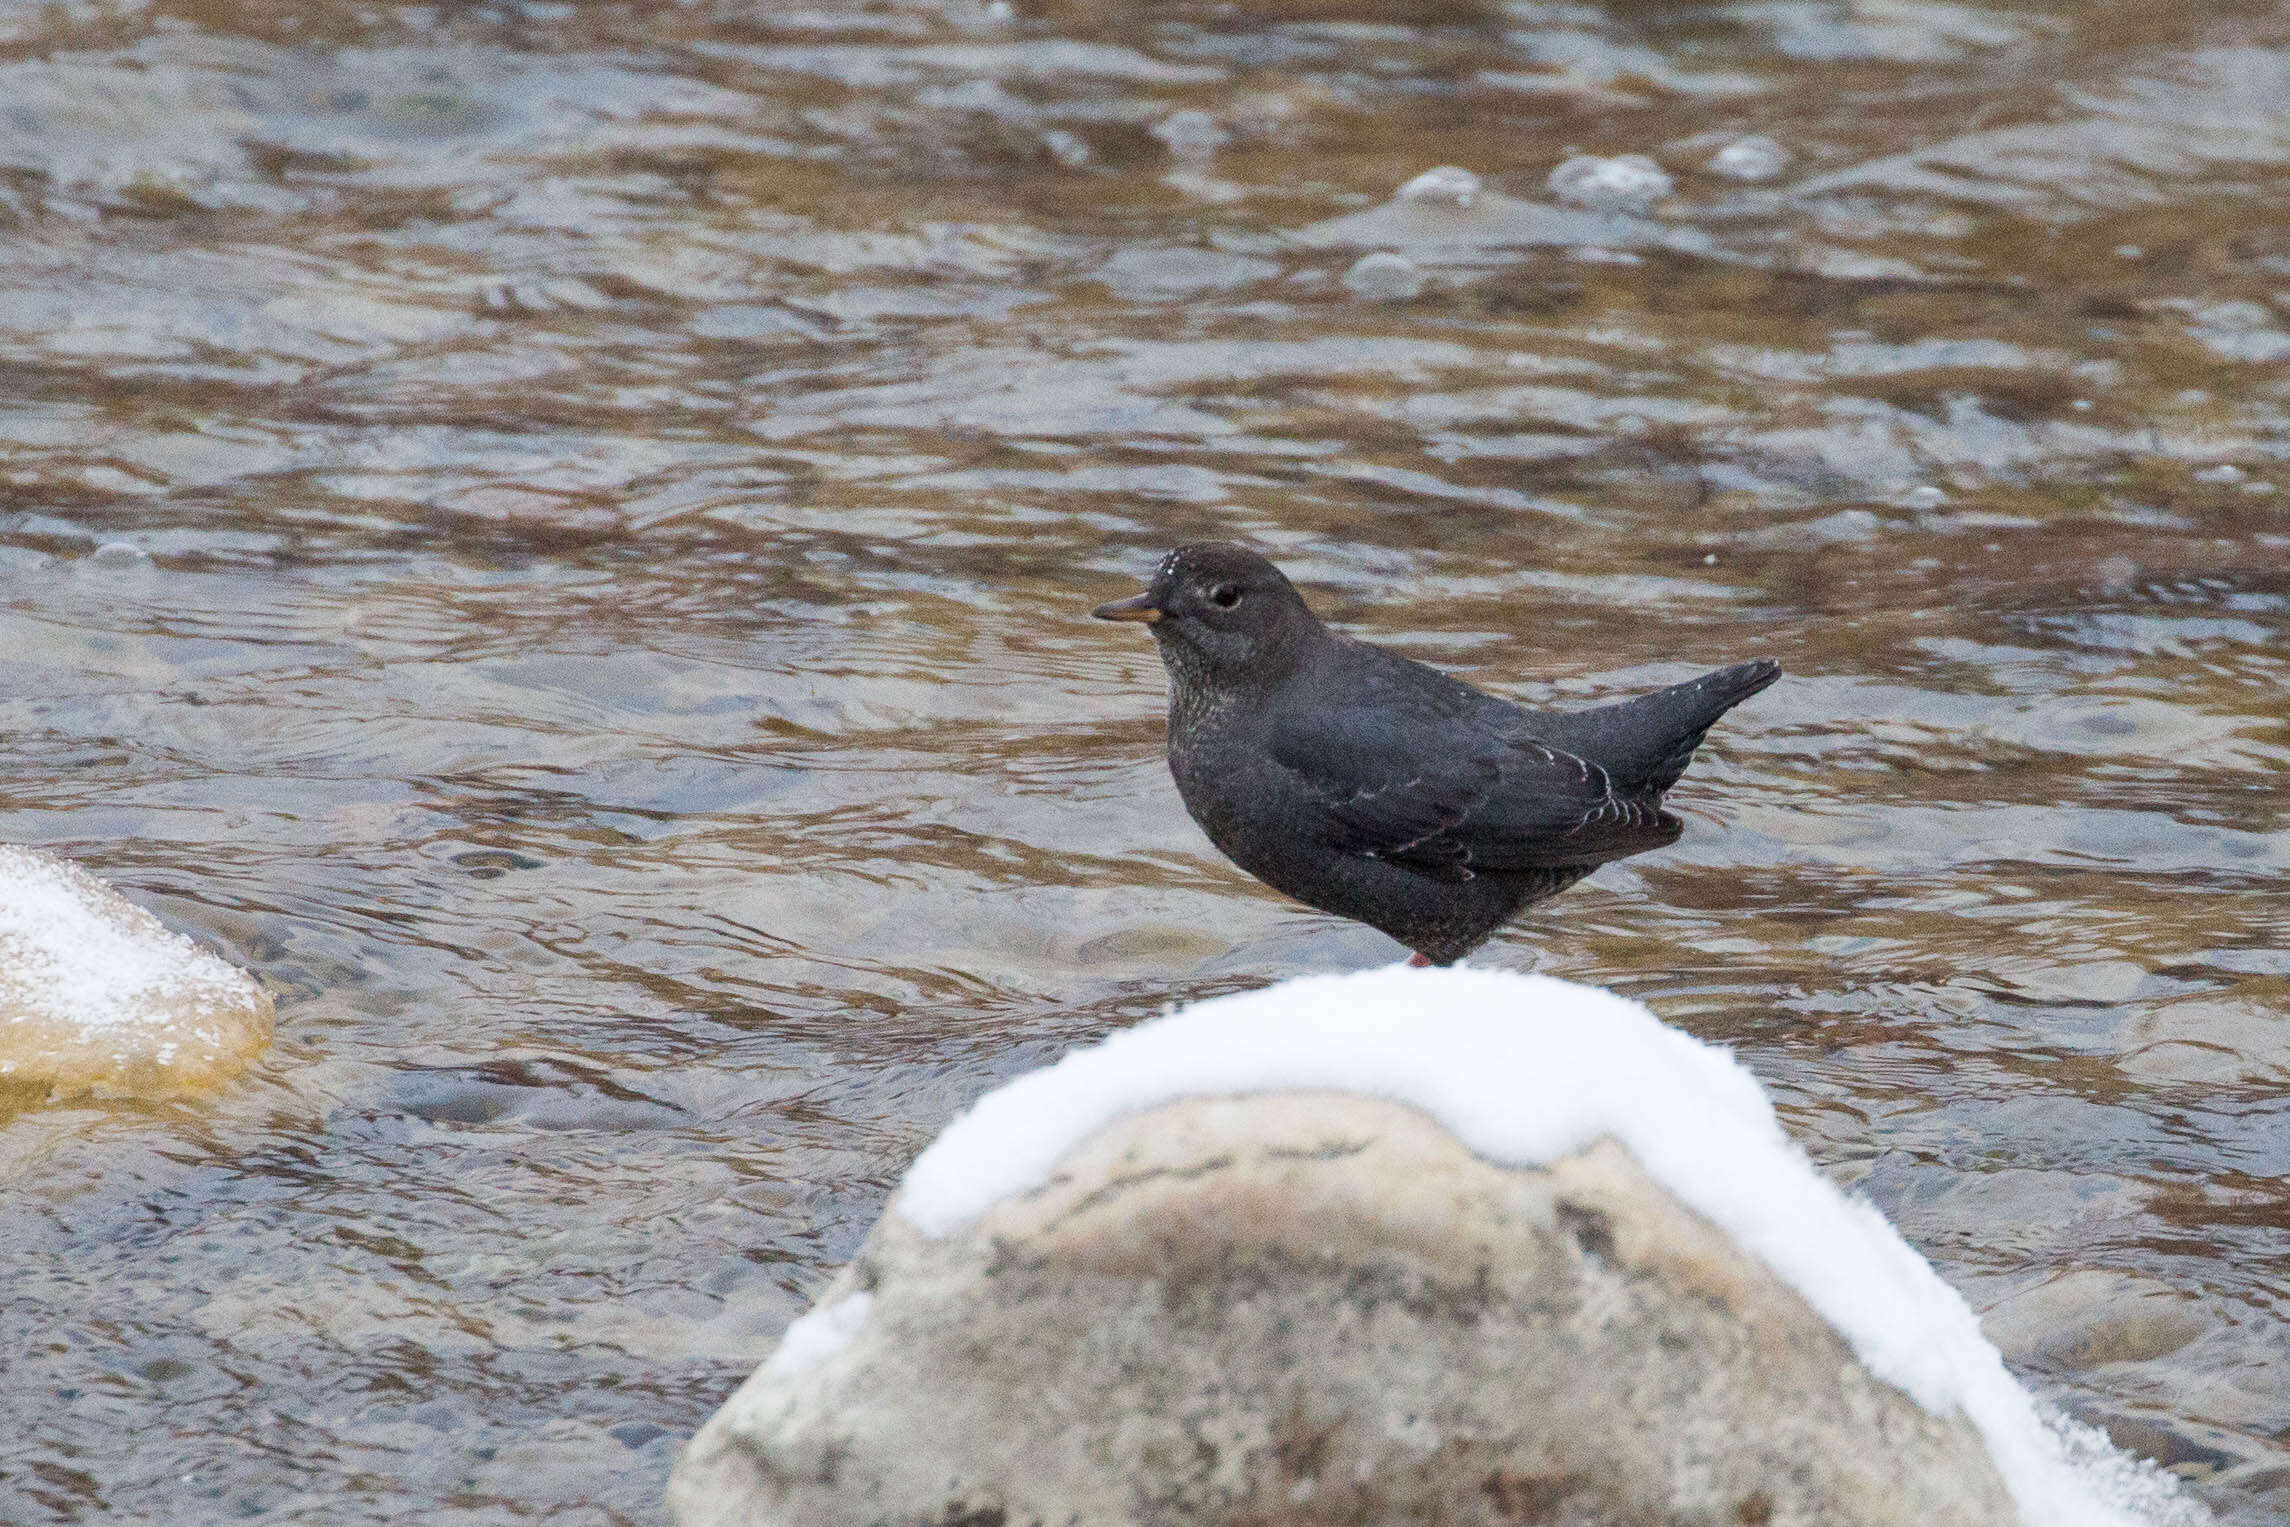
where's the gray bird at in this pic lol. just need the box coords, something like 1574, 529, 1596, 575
1092, 543, 1778, 965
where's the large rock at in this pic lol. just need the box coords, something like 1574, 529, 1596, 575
672, 967, 2197, 1527
0, 844, 272, 1101
677, 1092, 2017, 1525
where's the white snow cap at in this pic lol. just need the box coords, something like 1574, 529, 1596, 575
896, 966, 2205, 1527
0, 845, 247, 1037
0, 843, 271, 1096
760, 1292, 873, 1381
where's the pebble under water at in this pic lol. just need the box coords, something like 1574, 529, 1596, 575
0, 1, 2284, 1523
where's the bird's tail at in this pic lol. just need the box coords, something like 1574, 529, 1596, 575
1566, 658, 1780, 791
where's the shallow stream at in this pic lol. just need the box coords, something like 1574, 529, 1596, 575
0, 1, 2284, 1521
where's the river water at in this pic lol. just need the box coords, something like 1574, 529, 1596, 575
0, 1, 2283, 1522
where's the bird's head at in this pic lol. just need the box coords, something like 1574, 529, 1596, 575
1091, 542, 1318, 691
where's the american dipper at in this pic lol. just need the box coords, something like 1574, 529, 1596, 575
1092, 543, 1779, 965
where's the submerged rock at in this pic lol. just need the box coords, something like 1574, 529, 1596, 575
1548, 151, 1673, 210
0, 845, 272, 1101
1341, 249, 1423, 301
1149, 109, 1228, 162
673, 969, 2196, 1527
1298, 181, 1718, 265
1709, 133, 1792, 182
1395, 164, 1482, 207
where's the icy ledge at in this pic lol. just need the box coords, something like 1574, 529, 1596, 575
0, 844, 272, 1100
895, 965, 2201, 1527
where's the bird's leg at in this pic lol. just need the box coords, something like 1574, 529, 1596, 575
1407, 951, 1433, 968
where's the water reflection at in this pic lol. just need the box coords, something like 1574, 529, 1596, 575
0, 0, 2284, 1521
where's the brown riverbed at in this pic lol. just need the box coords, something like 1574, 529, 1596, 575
0, 1, 2284, 1522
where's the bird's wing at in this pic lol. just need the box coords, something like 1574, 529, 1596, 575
1265, 709, 1680, 880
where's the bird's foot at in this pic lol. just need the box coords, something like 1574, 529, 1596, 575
1407, 951, 1433, 968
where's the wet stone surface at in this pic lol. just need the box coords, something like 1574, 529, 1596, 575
0, 0, 2284, 1523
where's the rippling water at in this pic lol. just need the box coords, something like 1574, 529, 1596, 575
0, 1, 2284, 1521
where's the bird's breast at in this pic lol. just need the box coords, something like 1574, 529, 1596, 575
1167, 708, 1298, 863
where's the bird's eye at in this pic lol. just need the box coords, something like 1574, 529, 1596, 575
1209, 583, 1242, 609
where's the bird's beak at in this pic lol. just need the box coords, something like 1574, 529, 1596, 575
1091, 591, 1163, 623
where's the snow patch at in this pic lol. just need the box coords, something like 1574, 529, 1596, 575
761, 1292, 874, 1380
0, 844, 271, 1096
0, 846, 246, 1035
895, 965, 2204, 1527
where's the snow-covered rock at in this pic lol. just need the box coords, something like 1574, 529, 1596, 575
0, 844, 272, 1100
671, 968, 2205, 1527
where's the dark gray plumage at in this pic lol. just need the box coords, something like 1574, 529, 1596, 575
1092, 543, 1779, 965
